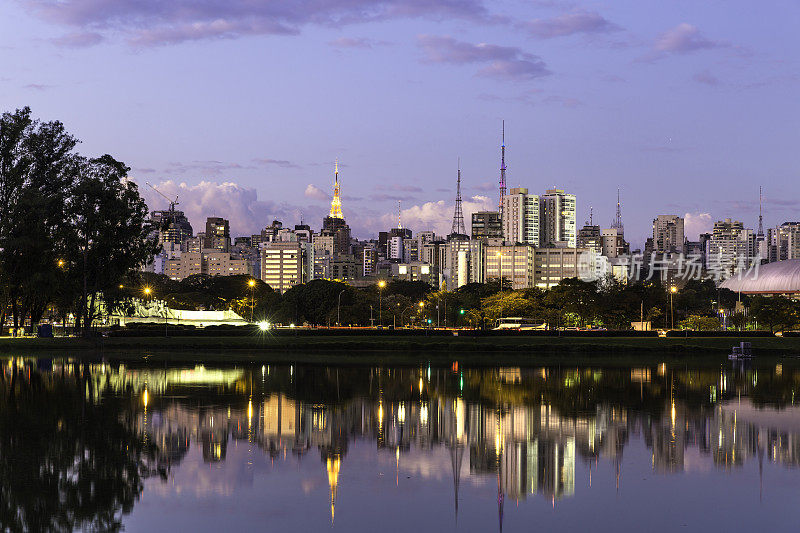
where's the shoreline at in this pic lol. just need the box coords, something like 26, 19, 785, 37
1, 335, 799, 365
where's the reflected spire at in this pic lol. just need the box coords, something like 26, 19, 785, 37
449, 443, 464, 522
326, 455, 341, 524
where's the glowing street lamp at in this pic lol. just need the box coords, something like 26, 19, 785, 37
377, 280, 387, 327
248, 278, 256, 322
669, 285, 677, 330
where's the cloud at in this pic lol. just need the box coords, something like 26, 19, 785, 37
252, 158, 300, 169
375, 184, 423, 193
23, 83, 53, 90
24, 0, 490, 46
522, 10, 620, 39
378, 195, 495, 236
138, 179, 322, 236
417, 34, 550, 81
163, 160, 252, 176
542, 94, 582, 107
369, 193, 419, 202
472, 181, 496, 192
693, 70, 720, 86
50, 31, 104, 47
656, 23, 720, 53
683, 212, 713, 240
304, 184, 330, 201
328, 37, 389, 49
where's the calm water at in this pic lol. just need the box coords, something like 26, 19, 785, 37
2, 357, 800, 532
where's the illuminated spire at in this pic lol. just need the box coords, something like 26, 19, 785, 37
327, 455, 341, 524
757, 186, 764, 237
329, 160, 344, 219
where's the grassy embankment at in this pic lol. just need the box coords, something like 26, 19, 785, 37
1, 334, 799, 365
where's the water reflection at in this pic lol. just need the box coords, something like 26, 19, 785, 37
2, 358, 800, 531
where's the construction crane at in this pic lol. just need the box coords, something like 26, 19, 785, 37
146, 182, 179, 213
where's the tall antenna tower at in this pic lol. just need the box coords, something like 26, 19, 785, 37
611, 188, 623, 229
498, 120, 507, 217
757, 186, 764, 237
451, 158, 466, 235
397, 200, 402, 229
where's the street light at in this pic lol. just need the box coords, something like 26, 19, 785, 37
337, 289, 346, 326
248, 278, 256, 322
669, 285, 677, 330
378, 280, 386, 327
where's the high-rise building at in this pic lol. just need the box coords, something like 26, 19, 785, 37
533, 248, 589, 289
772, 222, 800, 261
261, 241, 307, 293
502, 187, 539, 245
150, 210, 193, 245
577, 224, 602, 254
539, 188, 576, 248
440, 239, 484, 289
601, 228, 628, 258
472, 211, 502, 241
706, 219, 755, 278
485, 244, 535, 289
203, 217, 230, 252
652, 215, 685, 254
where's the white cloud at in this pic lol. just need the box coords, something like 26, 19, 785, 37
379, 195, 496, 237
304, 183, 330, 201
683, 212, 713, 240
138, 179, 323, 236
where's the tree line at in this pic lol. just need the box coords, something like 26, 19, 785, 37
132, 272, 794, 332
0, 108, 157, 334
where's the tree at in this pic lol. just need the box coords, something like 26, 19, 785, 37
679, 315, 721, 331
66, 155, 157, 333
749, 296, 799, 333
0, 108, 78, 332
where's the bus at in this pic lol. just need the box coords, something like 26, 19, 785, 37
493, 317, 547, 331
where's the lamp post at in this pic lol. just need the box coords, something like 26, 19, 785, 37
337, 289, 345, 326
496, 252, 503, 290
669, 285, 677, 330
418, 300, 425, 328
248, 278, 256, 322
378, 280, 386, 328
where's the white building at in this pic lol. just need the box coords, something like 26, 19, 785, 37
539, 188, 576, 248
485, 244, 535, 289
261, 241, 308, 293
502, 187, 539, 245
652, 215, 685, 254
706, 219, 756, 279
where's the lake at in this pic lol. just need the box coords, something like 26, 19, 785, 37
2, 356, 800, 532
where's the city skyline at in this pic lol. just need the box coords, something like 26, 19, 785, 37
2, 1, 798, 247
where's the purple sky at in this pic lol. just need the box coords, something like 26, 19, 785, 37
1, 0, 798, 247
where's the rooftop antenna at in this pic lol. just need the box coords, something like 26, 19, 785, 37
757, 186, 764, 237
451, 158, 466, 235
498, 120, 507, 218
611, 188, 623, 229
588, 206, 593, 226
398, 200, 402, 229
